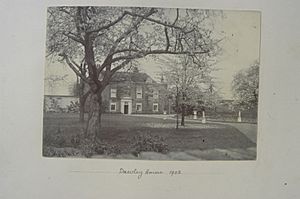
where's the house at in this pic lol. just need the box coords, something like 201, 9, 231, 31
101, 71, 168, 114
44, 71, 169, 114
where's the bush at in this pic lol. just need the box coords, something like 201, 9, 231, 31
70, 134, 83, 147
44, 130, 122, 158
43, 146, 81, 157
70, 134, 121, 158
67, 101, 80, 113
43, 128, 66, 147
130, 134, 169, 156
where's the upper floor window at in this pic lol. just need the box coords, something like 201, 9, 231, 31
111, 88, 117, 98
136, 87, 142, 99
153, 89, 159, 99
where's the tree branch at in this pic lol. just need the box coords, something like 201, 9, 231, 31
58, 7, 73, 16
87, 11, 129, 34
172, 8, 179, 26
98, 8, 156, 75
111, 59, 132, 74
126, 11, 194, 34
59, 53, 88, 83
111, 49, 209, 63
82, 89, 91, 100
109, 8, 156, 55
63, 32, 84, 44
113, 48, 139, 54
164, 26, 170, 51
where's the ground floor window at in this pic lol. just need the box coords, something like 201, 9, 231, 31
110, 102, 116, 112
153, 103, 158, 112
136, 103, 142, 112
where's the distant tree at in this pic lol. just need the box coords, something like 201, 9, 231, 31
196, 82, 222, 112
161, 54, 219, 126
232, 61, 259, 110
45, 74, 68, 93
46, 6, 222, 138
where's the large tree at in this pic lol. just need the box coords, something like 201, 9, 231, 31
232, 61, 259, 110
46, 6, 221, 138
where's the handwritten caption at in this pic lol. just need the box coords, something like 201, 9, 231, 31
119, 168, 182, 179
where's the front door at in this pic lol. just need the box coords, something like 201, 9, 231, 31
124, 105, 129, 114
121, 99, 132, 114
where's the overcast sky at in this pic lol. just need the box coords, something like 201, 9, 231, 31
44, 10, 260, 99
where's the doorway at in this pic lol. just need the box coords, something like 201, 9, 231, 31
124, 104, 129, 114
121, 98, 132, 114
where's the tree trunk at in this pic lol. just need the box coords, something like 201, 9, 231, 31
79, 91, 90, 123
85, 92, 102, 138
79, 96, 85, 123
78, 78, 86, 123
181, 104, 185, 126
176, 87, 179, 129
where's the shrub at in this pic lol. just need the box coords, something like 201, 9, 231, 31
43, 128, 66, 147
67, 101, 80, 113
130, 134, 169, 156
70, 134, 83, 147
94, 142, 121, 156
70, 134, 122, 158
78, 136, 97, 158
43, 146, 81, 157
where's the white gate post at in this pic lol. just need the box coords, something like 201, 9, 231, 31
193, 110, 197, 119
237, 110, 242, 122
202, 111, 206, 124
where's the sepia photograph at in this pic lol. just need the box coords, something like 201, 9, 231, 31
43, 6, 260, 160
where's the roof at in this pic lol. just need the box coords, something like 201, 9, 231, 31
219, 99, 234, 103
111, 72, 157, 84
44, 95, 78, 98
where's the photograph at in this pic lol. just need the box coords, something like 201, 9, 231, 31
43, 6, 260, 160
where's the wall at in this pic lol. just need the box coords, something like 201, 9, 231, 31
44, 95, 79, 112
104, 80, 168, 114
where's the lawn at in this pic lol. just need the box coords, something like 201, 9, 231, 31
43, 113, 256, 158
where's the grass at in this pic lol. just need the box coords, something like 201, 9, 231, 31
43, 113, 256, 156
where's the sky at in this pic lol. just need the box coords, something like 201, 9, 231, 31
44, 10, 261, 99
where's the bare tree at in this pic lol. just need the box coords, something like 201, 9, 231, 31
46, 6, 221, 138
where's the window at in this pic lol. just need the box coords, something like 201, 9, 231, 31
136, 103, 142, 112
110, 102, 116, 112
111, 88, 117, 98
153, 103, 158, 112
136, 87, 142, 99
153, 89, 159, 99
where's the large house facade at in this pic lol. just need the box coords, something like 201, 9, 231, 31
101, 72, 168, 114
44, 71, 169, 114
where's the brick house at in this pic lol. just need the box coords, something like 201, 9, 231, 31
101, 71, 168, 114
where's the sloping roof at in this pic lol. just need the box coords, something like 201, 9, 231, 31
111, 72, 157, 83
44, 95, 78, 98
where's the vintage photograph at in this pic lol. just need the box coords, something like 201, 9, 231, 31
43, 6, 260, 160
